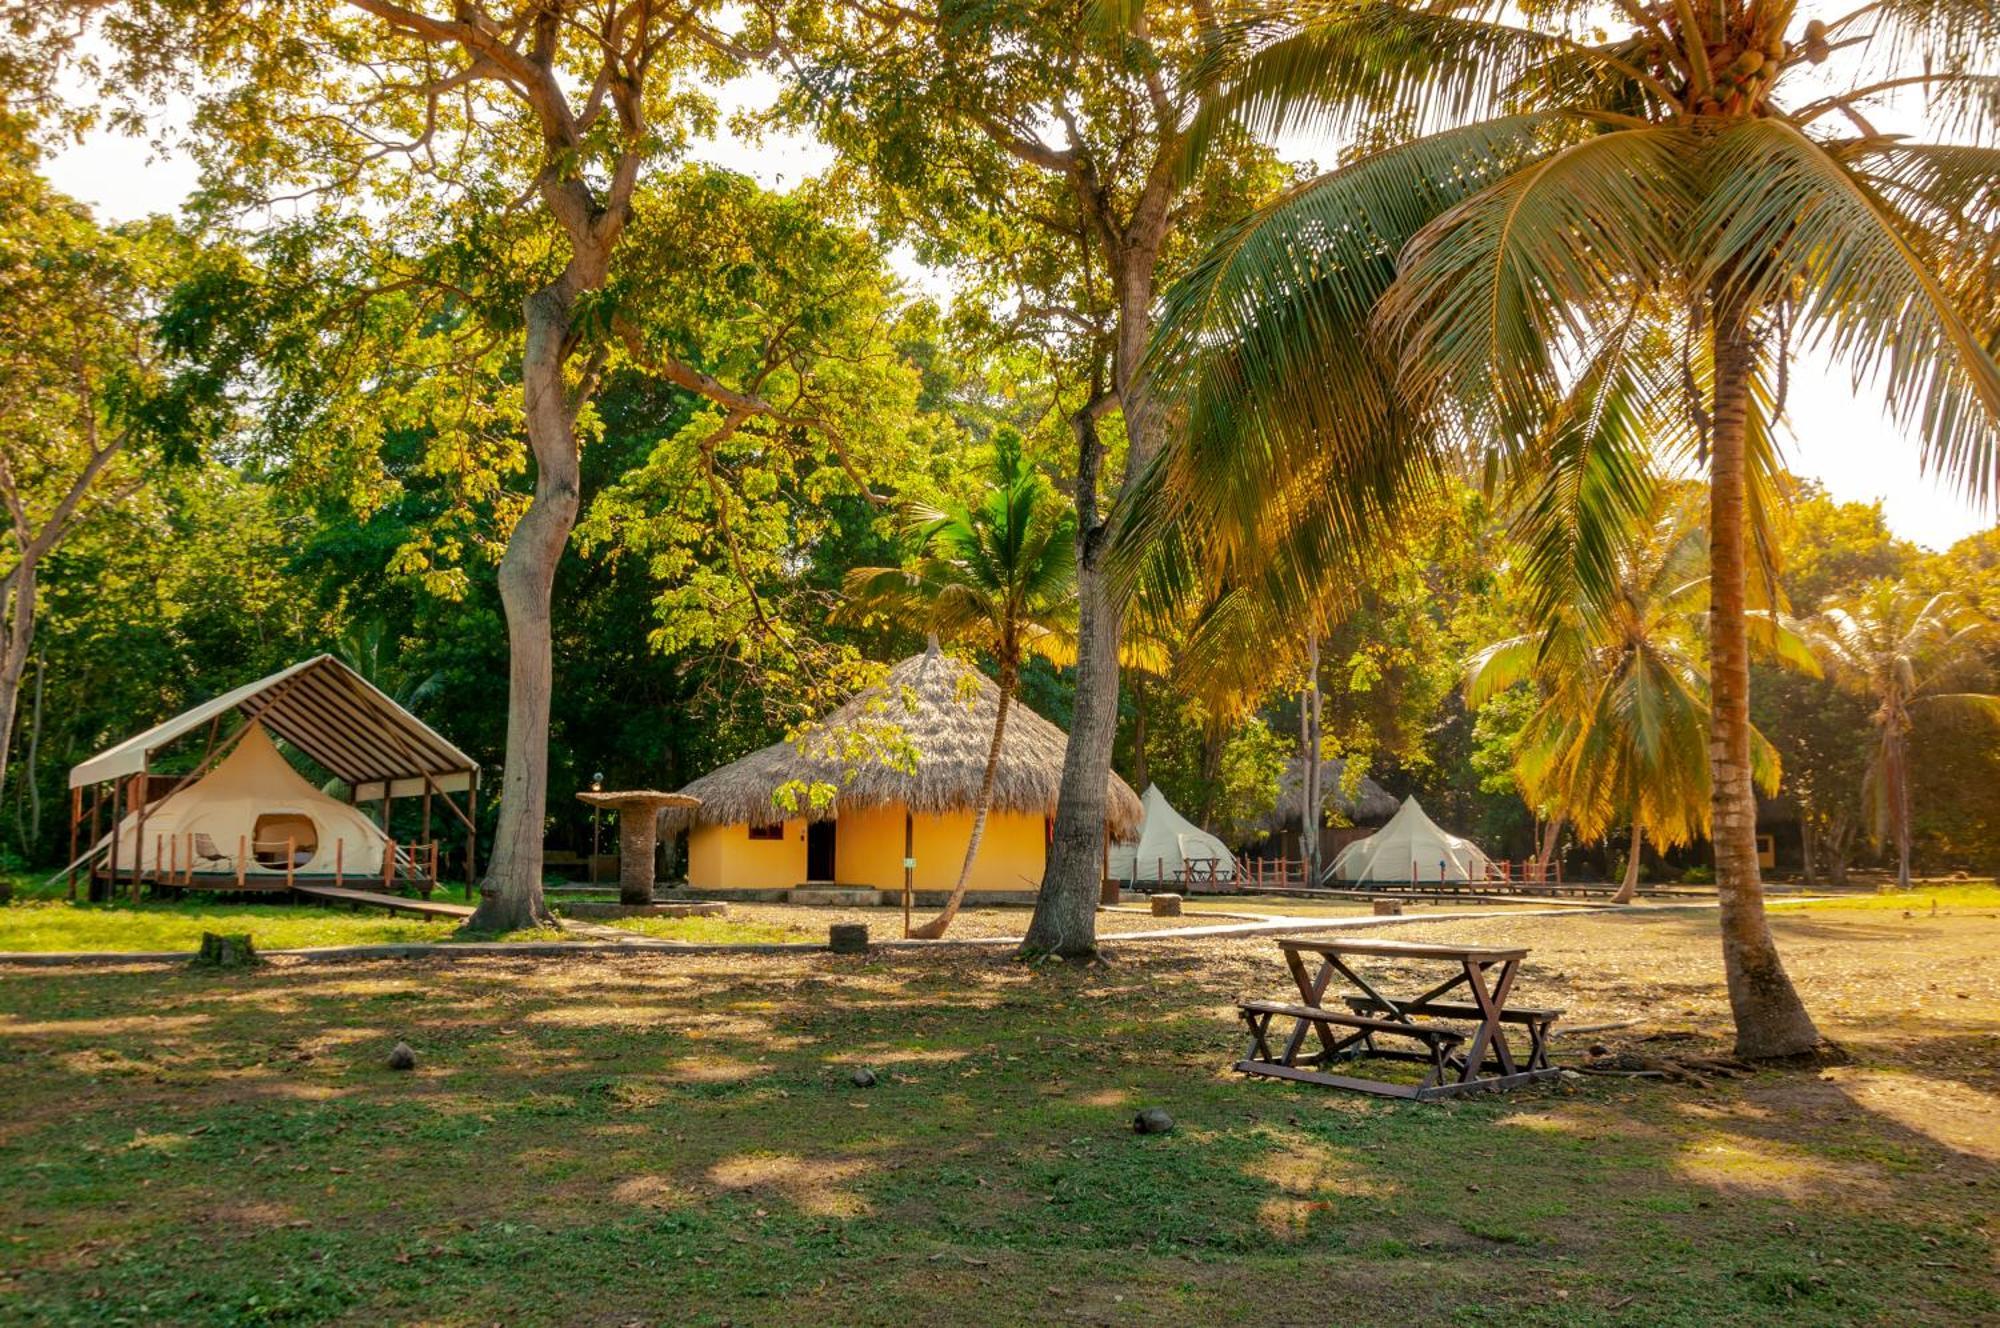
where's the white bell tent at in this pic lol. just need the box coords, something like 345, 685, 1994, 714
1331, 796, 1491, 884
108, 723, 392, 876
1108, 784, 1237, 885
68, 654, 479, 895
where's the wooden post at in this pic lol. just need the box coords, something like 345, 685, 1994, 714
285, 837, 296, 891
383, 839, 395, 887
902, 810, 913, 939
236, 835, 246, 888
335, 838, 344, 887
106, 777, 122, 900
466, 780, 478, 891
67, 786, 81, 900
166, 834, 175, 886
84, 786, 102, 900
421, 787, 432, 858
132, 755, 150, 902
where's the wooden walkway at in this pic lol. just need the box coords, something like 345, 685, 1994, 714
291, 884, 473, 920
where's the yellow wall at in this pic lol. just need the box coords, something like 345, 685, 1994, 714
836, 804, 1048, 893
687, 805, 1050, 893
687, 821, 806, 891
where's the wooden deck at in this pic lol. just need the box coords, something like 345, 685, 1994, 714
290, 884, 472, 919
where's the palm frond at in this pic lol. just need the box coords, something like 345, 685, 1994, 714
1696, 119, 2000, 505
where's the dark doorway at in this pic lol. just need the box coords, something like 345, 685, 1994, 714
806, 820, 838, 882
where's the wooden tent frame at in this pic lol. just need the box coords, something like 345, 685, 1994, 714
67, 655, 479, 900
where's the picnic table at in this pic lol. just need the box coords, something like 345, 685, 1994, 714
1235, 936, 1562, 1100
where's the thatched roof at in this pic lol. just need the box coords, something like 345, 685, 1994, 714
663, 644, 1143, 838
1256, 755, 1400, 834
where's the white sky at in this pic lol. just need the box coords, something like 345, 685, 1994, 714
43, 69, 1997, 551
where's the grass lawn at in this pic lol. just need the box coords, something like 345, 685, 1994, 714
1, 890, 1995, 1326
0, 898, 461, 952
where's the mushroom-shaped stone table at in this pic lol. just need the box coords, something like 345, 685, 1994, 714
576, 790, 701, 906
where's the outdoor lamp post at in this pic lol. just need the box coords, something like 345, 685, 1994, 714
590, 772, 604, 884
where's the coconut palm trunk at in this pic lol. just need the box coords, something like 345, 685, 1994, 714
909, 665, 1016, 940
1613, 823, 1642, 904
1881, 718, 1913, 891
1709, 297, 1820, 1058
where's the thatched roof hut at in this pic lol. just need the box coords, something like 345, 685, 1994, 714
1255, 755, 1399, 836
665, 643, 1143, 839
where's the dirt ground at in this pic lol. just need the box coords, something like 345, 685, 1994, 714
2, 891, 1995, 1326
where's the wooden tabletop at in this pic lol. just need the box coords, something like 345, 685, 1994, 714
1276, 936, 1529, 962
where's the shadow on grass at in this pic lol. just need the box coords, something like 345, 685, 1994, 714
0, 925, 1994, 1326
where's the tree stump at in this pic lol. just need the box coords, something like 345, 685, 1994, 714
829, 923, 869, 954
191, 932, 259, 969
1150, 894, 1182, 918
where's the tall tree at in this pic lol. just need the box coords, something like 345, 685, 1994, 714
779, 0, 1286, 956
1466, 497, 1796, 903
1807, 584, 1999, 889
1135, 0, 2000, 1056
90, 1, 927, 931
843, 431, 1078, 937
0, 156, 188, 807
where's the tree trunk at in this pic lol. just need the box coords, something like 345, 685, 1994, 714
15, 651, 43, 853
1827, 817, 1851, 886
1884, 724, 1912, 891
1301, 634, 1322, 884
1534, 812, 1565, 882
911, 671, 1014, 939
1025, 218, 1165, 959
1022, 552, 1120, 957
1130, 675, 1149, 791
1612, 823, 1642, 904
0, 561, 38, 811
1799, 816, 1819, 887
1708, 297, 1820, 1058
462, 282, 579, 935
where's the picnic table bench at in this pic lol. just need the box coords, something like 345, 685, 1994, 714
1234, 936, 1562, 1100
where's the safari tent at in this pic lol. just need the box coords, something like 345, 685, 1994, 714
1331, 796, 1492, 884
664, 642, 1143, 901
68, 655, 479, 898
1109, 784, 1236, 887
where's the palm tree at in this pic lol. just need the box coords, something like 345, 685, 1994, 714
843, 434, 1078, 938
1467, 499, 1795, 903
1135, 1, 2000, 1057
1806, 585, 1999, 889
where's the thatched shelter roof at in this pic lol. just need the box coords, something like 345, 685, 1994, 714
663, 643, 1144, 838
1255, 755, 1399, 835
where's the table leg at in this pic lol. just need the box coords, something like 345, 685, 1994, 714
1457, 958, 1520, 1082
1280, 951, 1343, 1065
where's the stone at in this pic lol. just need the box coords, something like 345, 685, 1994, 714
190, 932, 259, 969
1372, 900, 1404, 916
1149, 894, 1183, 918
387, 1042, 417, 1071
829, 922, 870, 954
1133, 1107, 1174, 1135
849, 1067, 877, 1088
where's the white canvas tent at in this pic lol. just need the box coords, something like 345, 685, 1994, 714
108, 723, 392, 877
68, 654, 480, 896
1331, 796, 1491, 883
1109, 784, 1237, 885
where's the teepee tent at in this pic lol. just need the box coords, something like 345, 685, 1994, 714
108, 723, 393, 878
1109, 784, 1236, 885
1331, 796, 1491, 883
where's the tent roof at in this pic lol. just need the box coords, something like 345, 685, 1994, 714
71, 655, 477, 791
